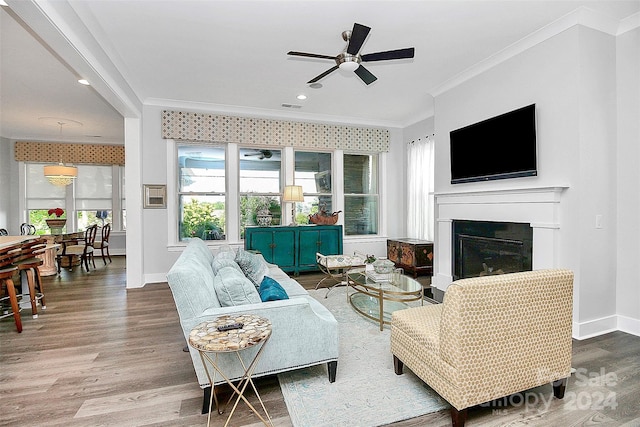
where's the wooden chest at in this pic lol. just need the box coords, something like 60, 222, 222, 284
387, 238, 434, 277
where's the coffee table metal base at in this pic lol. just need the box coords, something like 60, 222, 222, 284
347, 269, 423, 331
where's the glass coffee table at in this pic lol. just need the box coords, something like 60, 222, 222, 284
346, 268, 424, 331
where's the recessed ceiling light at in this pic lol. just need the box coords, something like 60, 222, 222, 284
78, 79, 90, 85
309, 83, 323, 89
296, 94, 307, 100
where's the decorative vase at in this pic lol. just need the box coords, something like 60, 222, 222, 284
46, 218, 66, 234
256, 208, 272, 226
256, 215, 272, 226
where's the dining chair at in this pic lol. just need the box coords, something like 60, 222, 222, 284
20, 223, 36, 235
56, 225, 98, 273
0, 243, 22, 332
93, 223, 112, 264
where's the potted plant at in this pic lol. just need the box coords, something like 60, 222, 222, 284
46, 208, 66, 234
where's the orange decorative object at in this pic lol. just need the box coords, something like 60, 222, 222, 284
308, 208, 341, 225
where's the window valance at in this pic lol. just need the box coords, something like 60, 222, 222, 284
14, 142, 124, 165
161, 110, 389, 152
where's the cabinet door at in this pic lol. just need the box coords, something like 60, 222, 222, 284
245, 229, 276, 263
271, 229, 296, 269
298, 229, 321, 268
317, 228, 341, 255
298, 226, 342, 269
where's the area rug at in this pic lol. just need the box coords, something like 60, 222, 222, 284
277, 287, 449, 427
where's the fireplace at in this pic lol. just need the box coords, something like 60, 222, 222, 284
435, 186, 567, 290
453, 220, 532, 280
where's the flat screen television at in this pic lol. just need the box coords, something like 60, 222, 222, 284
450, 104, 537, 184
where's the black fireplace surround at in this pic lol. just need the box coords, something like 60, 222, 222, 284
453, 220, 533, 280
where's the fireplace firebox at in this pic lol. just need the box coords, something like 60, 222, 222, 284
453, 220, 532, 280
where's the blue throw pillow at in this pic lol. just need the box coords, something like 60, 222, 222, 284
259, 276, 289, 302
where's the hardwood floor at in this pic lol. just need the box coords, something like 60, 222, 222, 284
1, 258, 639, 426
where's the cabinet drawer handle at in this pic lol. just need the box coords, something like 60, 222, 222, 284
269, 243, 276, 249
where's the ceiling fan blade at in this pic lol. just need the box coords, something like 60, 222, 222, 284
287, 51, 336, 60
346, 23, 371, 55
361, 47, 415, 62
354, 65, 377, 85
308, 65, 339, 84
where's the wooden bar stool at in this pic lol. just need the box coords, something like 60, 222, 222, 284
13, 239, 46, 318
0, 266, 22, 332
0, 244, 22, 332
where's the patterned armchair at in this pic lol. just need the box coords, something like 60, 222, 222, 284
391, 269, 574, 426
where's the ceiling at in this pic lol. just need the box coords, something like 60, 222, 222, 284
1, 0, 638, 144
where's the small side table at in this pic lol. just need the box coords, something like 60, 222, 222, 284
189, 314, 273, 427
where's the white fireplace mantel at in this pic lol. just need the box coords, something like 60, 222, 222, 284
433, 185, 569, 290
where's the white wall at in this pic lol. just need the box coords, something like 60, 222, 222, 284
139, 103, 405, 284
616, 26, 640, 336
0, 138, 16, 231
433, 25, 628, 338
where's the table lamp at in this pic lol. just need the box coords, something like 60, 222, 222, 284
283, 185, 304, 226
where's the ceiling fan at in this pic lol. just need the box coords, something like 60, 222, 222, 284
244, 149, 273, 160
287, 23, 415, 85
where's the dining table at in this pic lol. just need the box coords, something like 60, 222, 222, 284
42, 232, 84, 271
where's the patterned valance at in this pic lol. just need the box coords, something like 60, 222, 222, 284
161, 110, 389, 152
14, 142, 124, 165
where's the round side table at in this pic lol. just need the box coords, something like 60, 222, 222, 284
189, 314, 273, 427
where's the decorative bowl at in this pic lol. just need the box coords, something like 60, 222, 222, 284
373, 258, 394, 274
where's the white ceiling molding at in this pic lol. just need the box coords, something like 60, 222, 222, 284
430, 7, 623, 98
618, 12, 640, 35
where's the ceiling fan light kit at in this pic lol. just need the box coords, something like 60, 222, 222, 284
287, 22, 414, 85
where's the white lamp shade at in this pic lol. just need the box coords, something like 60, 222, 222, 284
283, 185, 304, 202
44, 164, 78, 186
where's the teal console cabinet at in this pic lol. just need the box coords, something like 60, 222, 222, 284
244, 225, 343, 274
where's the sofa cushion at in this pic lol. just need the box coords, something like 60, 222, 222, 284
259, 276, 289, 302
266, 266, 309, 297
186, 237, 214, 265
166, 251, 220, 321
211, 257, 243, 275
215, 250, 237, 262
235, 249, 269, 286
213, 266, 261, 306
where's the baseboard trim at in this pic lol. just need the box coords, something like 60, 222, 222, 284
617, 314, 640, 337
573, 314, 640, 339
144, 273, 168, 286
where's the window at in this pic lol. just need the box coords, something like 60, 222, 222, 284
294, 151, 332, 225
25, 163, 124, 234
239, 148, 281, 237
26, 163, 66, 233
178, 145, 226, 241
343, 153, 378, 235
76, 165, 113, 230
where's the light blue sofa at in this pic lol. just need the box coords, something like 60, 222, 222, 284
166, 238, 339, 411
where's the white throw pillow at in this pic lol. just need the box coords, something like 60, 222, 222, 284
213, 266, 261, 306
235, 249, 269, 287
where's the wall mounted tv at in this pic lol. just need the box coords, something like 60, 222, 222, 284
450, 104, 537, 184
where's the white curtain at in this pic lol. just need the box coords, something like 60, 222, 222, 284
407, 137, 435, 240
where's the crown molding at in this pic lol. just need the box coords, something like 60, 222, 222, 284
618, 12, 640, 35
430, 7, 626, 98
